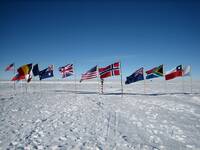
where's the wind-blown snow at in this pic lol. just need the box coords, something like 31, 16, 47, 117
0, 79, 200, 150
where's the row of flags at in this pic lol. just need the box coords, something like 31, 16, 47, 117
5, 62, 191, 84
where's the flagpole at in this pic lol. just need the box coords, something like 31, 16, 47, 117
164, 64, 167, 94
190, 65, 192, 94
73, 63, 77, 96
13, 63, 16, 91
97, 65, 100, 94
182, 75, 184, 93
143, 68, 146, 94
119, 60, 123, 97
101, 78, 104, 94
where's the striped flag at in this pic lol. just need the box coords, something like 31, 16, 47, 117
80, 66, 97, 82
5, 63, 14, 71
59, 64, 73, 78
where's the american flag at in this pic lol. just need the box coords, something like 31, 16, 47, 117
5, 63, 14, 71
59, 64, 73, 78
99, 62, 120, 79
80, 66, 97, 82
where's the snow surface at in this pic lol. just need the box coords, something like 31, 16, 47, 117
0, 79, 200, 150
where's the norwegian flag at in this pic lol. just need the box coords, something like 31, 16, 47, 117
80, 66, 97, 82
5, 63, 14, 71
99, 62, 120, 79
59, 64, 73, 78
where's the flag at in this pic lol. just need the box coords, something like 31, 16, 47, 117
32, 64, 40, 76
17, 64, 32, 76
59, 64, 73, 78
39, 65, 54, 80
99, 62, 120, 79
183, 65, 191, 76
165, 65, 183, 80
11, 74, 25, 81
125, 67, 144, 84
5, 63, 14, 71
146, 65, 164, 80
80, 66, 97, 82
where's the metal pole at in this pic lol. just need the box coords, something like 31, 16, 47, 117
120, 60, 123, 97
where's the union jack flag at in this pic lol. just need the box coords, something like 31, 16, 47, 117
80, 66, 97, 82
59, 64, 73, 78
99, 62, 120, 79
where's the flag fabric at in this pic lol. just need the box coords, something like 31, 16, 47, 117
11, 74, 25, 81
125, 67, 144, 84
80, 66, 98, 82
183, 65, 191, 76
59, 64, 73, 78
165, 65, 183, 80
32, 64, 40, 76
99, 62, 120, 79
5, 63, 14, 71
17, 64, 32, 76
146, 65, 164, 80
39, 65, 54, 80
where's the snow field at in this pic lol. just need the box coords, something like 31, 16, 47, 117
0, 80, 200, 149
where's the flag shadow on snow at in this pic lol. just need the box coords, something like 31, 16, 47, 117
54, 90, 98, 95
104, 92, 199, 96
54, 90, 199, 96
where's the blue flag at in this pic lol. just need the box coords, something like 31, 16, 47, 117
125, 67, 144, 84
32, 64, 40, 76
39, 67, 54, 80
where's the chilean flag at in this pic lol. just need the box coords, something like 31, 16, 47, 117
165, 65, 183, 80
99, 62, 120, 79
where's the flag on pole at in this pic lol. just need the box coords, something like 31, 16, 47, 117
125, 67, 144, 84
12, 63, 32, 82
99, 62, 120, 79
32, 64, 40, 76
146, 65, 164, 80
17, 64, 32, 76
165, 65, 183, 80
12, 74, 25, 81
59, 64, 73, 78
39, 65, 54, 80
80, 65, 97, 82
5, 63, 14, 71
183, 65, 191, 76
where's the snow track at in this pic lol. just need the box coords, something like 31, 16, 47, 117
0, 80, 200, 149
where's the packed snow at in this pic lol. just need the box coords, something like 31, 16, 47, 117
0, 79, 200, 150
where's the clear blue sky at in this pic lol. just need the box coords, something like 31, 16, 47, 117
0, 0, 200, 80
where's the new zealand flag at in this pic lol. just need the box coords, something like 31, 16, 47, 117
125, 67, 144, 84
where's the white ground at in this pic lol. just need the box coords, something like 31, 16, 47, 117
0, 79, 200, 150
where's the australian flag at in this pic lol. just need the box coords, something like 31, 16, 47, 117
125, 67, 144, 84
39, 65, 54, 80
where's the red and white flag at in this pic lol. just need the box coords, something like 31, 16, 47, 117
165, 65, 183, 80
99, 62, 120, 79
59, 64, 73, 78
5, 63, 14, 71
11, 74, 25, 81
80, 66, 97, 82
